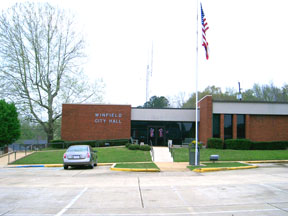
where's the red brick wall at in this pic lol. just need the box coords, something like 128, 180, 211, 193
232, 114, 237, 139
61, 104, 131, 141
199, 96, 213, 145
245, 115, 250, 140
249, 115, 288, 142
220, 114, 224, 140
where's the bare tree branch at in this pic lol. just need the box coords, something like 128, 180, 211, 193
0, 2, 103, 142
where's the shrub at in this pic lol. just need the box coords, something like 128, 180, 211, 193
94, 139, 128, 147
139, 145, 151, 151
64, 139, 129, 148
50, 140, 65, 149
207, 138, 223, 149
128, 144, 140, 150
251, 141, 288, 150
189, 141, 203, 149
125, 143, 131, 148
225, 139, 252, 150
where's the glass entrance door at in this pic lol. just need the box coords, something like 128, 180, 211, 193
148, 126, 166, 146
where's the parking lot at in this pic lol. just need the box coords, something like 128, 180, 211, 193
0, 163, 287, 216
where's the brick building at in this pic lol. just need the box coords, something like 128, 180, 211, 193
61, 96, 288, 145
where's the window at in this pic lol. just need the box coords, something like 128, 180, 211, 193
237, 115, 245, 139
213, 114, 220, 138
224, 114, 233, 139
131, 121, 195, 145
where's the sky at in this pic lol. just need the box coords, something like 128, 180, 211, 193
2, 0, 288, 107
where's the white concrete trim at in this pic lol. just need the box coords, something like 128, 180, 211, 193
131, 108, 198, 121
213, 102, 288, 115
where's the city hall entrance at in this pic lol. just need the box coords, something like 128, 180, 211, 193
148, 126, 166, 146
131, 121, 195, 146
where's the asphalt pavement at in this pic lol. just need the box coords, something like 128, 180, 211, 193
0, 163, 287, 216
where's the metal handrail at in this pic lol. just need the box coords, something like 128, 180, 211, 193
168, 140, 174, 161
7, 151, 16, 164
150, 140, 154, 161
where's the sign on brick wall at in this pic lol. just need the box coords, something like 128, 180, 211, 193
61, 104, 131, 141
94, 112, 123, 124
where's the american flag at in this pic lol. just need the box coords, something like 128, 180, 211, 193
201, 3, 209, 60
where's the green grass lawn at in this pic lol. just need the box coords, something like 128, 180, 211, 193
172, 148, 288, 162
114, 162, 159, 169
12, 150, 66, 164
187, 162, 250, 170
96, 147, 152, 163
12, 146, 152, 164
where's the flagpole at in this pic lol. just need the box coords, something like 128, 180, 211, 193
195, 0, 199, 166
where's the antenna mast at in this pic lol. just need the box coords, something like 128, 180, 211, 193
237, 82, 242, 100
146, 41, 153, 102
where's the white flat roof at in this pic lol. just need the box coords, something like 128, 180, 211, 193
131, 108, 198, 122
213, 101, 288, 115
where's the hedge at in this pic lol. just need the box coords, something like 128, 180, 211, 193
49, 139, 129, 149
139, 145, 151, 151
207, 138, 288, 150
207, 138, 223, 149
128, 144, 140, 150
225, 139, 252, 150
50, 140, 65, 149
251, 141, 288, 150
126, 143, 151, 151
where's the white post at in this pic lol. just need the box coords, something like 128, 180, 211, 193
195, 0, 199, 166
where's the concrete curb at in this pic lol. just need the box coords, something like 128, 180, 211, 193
8, 165, 45, 168
44, 164, 63, 167
193, 165, 258, 173
110, 163, 160, 172
6, 163, 113, 168
243, 160, 288, 163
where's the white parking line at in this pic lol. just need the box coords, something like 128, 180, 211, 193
55, 187, 88, 216
260, 183, 288, 194
58, 208, 282, 215
170, 185, 189, 206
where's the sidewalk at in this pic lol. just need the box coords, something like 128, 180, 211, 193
152, 147, 190, 171
0, 152, 33, 166
152, 147, 173, 162
155, 162, 190, 171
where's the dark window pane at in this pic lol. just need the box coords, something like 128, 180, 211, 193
237, 115, 245, 139
213, 114, 220, 138
224, 114, 233, 139
131, 120, 195, 145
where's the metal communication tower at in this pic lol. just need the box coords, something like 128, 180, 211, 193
146, 42, 153, 102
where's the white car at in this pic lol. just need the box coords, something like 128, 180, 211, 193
63, 145, 97, 169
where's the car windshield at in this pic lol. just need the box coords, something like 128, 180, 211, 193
67, 146, 88, 152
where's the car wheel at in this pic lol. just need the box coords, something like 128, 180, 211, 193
90, 162, 94, 169
64, 165, 68, 170
94, 159, 98, 166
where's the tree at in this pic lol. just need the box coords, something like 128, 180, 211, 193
0, 2, 103, 143
251, 83, 288, 102
19, 117, 47, 141
182, 85, 236, 108
170, 92, 187, 108
0, 100, 20, 147
182, 83, 288, 108
143, 96, 170, 108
